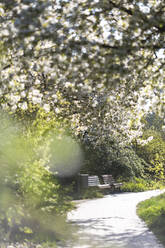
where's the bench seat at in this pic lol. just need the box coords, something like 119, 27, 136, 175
88, 175, 110, 189
79, 174, 123, 192
102, 175, 123, 190
98, 183, 111, 189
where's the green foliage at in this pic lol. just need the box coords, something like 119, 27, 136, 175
0, 111, 75, 243
134, 129, 165, 179
145, 113, 165, 138
82, 138, 147, 180
80, 187, 104, 200
137, 192, 165, 246
121, 178, 148, 192
121, 177, 165, 192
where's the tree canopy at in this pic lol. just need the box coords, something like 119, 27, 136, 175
0, 0, 165, 144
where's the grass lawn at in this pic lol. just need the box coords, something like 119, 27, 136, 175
137, 192, 165, 247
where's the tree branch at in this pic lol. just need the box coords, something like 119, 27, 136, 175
108, 0, 133, 16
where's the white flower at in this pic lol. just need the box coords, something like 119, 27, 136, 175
52, 95, 58, 103
19, 102, 28, 110
162, 125, 165, 132
43, 104, 50, 112
32, 89, 40, 96
21, 91, 26, 98
92, 100, 98, 107
34, 79, 40, 85
32, 96, 42, 104
97, 84, 103, 89
0, 7, 4, 16
9, 81, 15, 87
11, 105, 17, 111
65, 82, 72, 88
55, 107, 60, 114
147, 136, 153, 142
11, 95, 20, 104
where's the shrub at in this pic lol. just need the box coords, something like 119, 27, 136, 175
134, 129, 165, 179
121, 178, 148, 192
121, 177, 165, 192
82, 138, 147, 180
0, 111, 75, 243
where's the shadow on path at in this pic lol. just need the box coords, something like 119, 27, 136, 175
63, 190, 165, 248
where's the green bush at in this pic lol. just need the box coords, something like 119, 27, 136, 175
82, 138, 147, 180
134, 129, 165, 179
0, 110, 74, 243
121, 177, 165, 192
121, 178, 148, 192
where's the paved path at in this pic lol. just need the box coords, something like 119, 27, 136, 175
65, 189, 165, 248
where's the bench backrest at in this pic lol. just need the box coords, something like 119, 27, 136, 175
102, 175, 115, 185
88, 175, 100, 186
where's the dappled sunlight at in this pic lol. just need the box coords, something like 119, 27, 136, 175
66, 190, 165, 248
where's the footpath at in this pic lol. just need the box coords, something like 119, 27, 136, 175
65, 189, 165, 248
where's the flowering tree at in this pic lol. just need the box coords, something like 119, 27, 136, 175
0, 0, 165, 144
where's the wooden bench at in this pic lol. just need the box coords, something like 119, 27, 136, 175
88, 175, 110, 189
78, 174, 123, 192
102, 174, 123, 190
